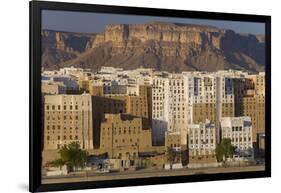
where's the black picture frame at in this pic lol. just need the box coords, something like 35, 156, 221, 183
29, 1, 271, 192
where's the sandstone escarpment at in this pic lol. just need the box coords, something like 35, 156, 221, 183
42, 22, 265, 72
41, 30, 95, 69
92, 23, 222, 46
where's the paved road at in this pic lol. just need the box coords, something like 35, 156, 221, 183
42, 165, 265, 184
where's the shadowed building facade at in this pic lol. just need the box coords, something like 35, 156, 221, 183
99, 114, 153, 170
90, 85, 152, 148
233, 73, 265, 145
43, 94, 94, 151
99, 114, 152, 157
42, 94, 94, 164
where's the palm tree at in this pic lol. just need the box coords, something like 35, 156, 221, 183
166, 147, 179, 170
49, 142, 88, 172
215, 138, 236, 166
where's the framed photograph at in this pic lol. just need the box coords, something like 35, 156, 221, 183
30, 1, 271, 192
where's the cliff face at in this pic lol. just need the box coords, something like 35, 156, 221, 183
41, 30, 95, 69
42, 22, 265, 72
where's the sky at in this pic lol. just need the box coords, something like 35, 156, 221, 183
42, 10, 265, 35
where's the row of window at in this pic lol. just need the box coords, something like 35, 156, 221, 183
168, 81, 185, 86
46, 135, 79, 140
46, 115, 79, 120
153, 97, 164, 100
46, 125, 79, 130
102, 129, 141, 135
101, 138, 140, 144
46, 105, 79, 110
190, 139, 215, 144
222, 137, 252, 142
169, 144, 180, 148
189, 145, 215, 149
190, 131, 215, 135
47, 130, 78, 135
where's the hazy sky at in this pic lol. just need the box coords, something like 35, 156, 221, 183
42, 10, 265, 35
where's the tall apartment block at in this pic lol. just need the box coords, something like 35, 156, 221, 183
152, 73, 192, 146
151, 72, 235, 146
244, 73, 265, 142
90, 85, 152, 148
42, 94, 94, 164
220, 116, 253, 160
187, 120, 217, 168
152, 76, 169, 146
233, 72, 265, 151
99, 114, 152, 159
43, 94, 94, 150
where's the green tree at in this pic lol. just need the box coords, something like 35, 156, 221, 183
215, 138, 236, 164
48, 158, 65, 169
49, 142, 88, 172
166, 147, 180, 170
